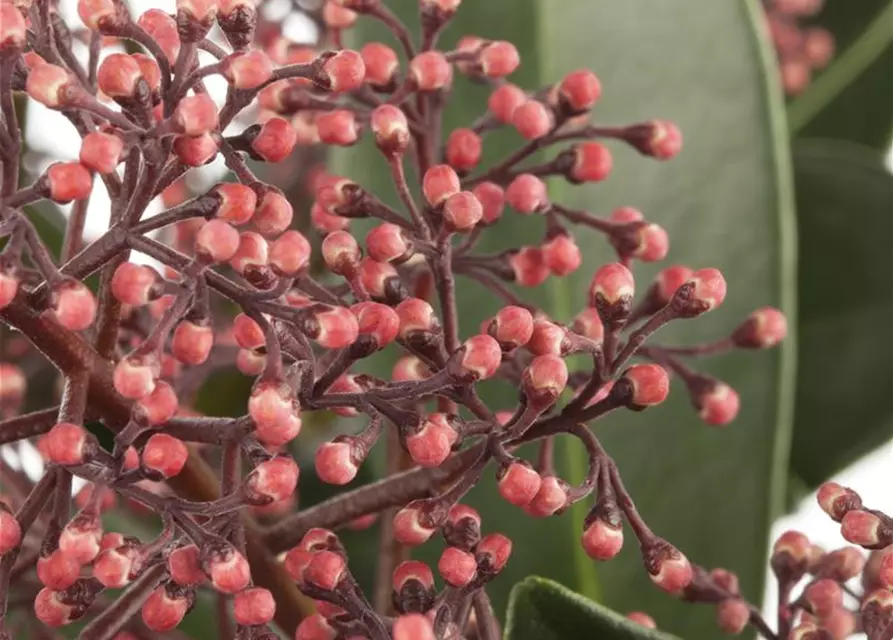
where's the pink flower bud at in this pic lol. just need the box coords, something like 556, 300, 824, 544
44, 422, 93, 466
558, 69, 601, 113
0, 507, 21, 555
646, 543, 693, 593
142, 433, 188, 478
392, 356, 430, 382
321, 230, 361, 276
361, 42, 399, 89
653, 265, 693, 306
233, 587, 276, 626
523, 354, 568, 408
406, 413, 459, 468
803, 578, 842, 617
0, 3, 27, 51
353, 301, 400, 348
224, 50, 273, 89
772, 530, 811, 565
446, 128, 482, 172
0, 268, 19, 310
174, 94, 219, 136
195, 220, 240, 263
841, 510, 887, 548
47, 163, 93, 204
315, 441, 359, 485
393, 614, 435, 640
167, 544, 205, 586
136, 380, 178, 426
488, 83, 526, 123
640, 120, 683, 159
111, 262, 162, 306
490, 305, 534, 350
457, 334, 502, 380
506, 173, 548, 214
295, 614, 337, 640
410, 51, 452, 91
142, 586, 190, 631
438, 547, 477, 587
393, 502, 438, 546
269, 230, 312, 277
249, 381, 302, 446
695, 382, 740, 426
26, 63, 75, 108
443, 191, 483, 231
480, 41, 519, 78
80, 131, 124, 174
321, 49, 365, 93
510, 246, 550, 287
732, 307, 788, 349
498, 462, 541, 507
213, 183, 257, 225
422, 164, 461, 207
621, 364, 670, 407
476, 533, 512, 574
679, 268, 727, 315
205, 544, 251, 593
229, 231, 269, 276
512, 100, 553, 140
137, 9, 180, 63
34, 588, 76, 627
97, 53, 143, 98
244, 456, 299, 505
254, 189, 293, 236
93, 544, 140, 588
393, 559, 435, 593
368, 104, 410, 155
626, 611, 657, 628
305, 550, 347, 591
171, 320, 214, 365
317, 110, 360, 146
396, 297, 439, 339
526, 476, 570, 517
113, 354, 158, 399
233, 313, 265, 350
313, 305, 360, 348
542, 234, 582, 276
581, 518, 623, 561
250, 116, 297, 162
173, 133, 219, 166
590, 262, 635, 307
60, 512, 103, 564
570, 142, 613, 183
37, 549, 81, 590
366, 223, 412, 263
571, 308, 604, 344
716, 598, 749, 634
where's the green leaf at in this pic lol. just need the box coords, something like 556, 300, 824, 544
505, 577, 680, 640
789, 139, 893, 488
788, 1, 893, 151
337, 0, 796, 635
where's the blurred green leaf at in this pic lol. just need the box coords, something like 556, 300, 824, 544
789, 139, 893, 488
338, 0, 796, 636
505, 577, 680, 640
789, 1, 893, 150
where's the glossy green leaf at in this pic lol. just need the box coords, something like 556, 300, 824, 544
789, 1, 893, 151
505, 577, 680, 640
789, 139, 893, 488
337, 0, 796, 636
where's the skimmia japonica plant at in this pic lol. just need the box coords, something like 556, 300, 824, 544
0, 0, 887, 639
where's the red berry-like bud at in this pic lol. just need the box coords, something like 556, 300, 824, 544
542, 234, 582, 276
313, 305, 360, 349
206, 545, 251, 593
168, 544, 205, 586
270, 231, 312, 276
321, 49, 365, 93
581, 518, 623, 560
254, 189, 293, 236
44, 422, 93, 466
570, 142, 613, 183
111, 263, 162, 307
396, 297, 439, 340
393, 559, 435, 593
171, 320, 214, 365
406, 413, 459, 468
214, 183, 256, 225
47, 163, 93, 203
476, 533, 512, 574
457, 334, 502, 380
490, 305, 534, 350
114, 354, 158, 399
393, 502, 438, 546
315, 441, 359, 485
353, 301, 400, 348
195, 220, 240, 263
174, 94, 219, 136
321, 230, 361, 276
510, 246, 550, 287
34, 588, 75, 627
506, 174, 548, 214
305, 550, 346, 591
678, 268, 726, 315
295, 614, 337, 640
803, 579, 842, 617
251, 117, 297, 162
772, 530, 811, 565
60, 513, 102, 564
361, 42, 399, 89
233, 587, 276, 626
142, 586, 190, 631
137, 379, 178, 425
653, 265, 693, 306
621, 364, 670, 407
224, 50, 273, 89
230, 231, 269, 276
512, 100, 553, 140
244, 456, 299, 505
523, 354, 569, 408
49, 280, 97, 331
0, 3, 27, 51
695, 382, 740, 426
558, 69, 601, 113
410, 51, 452, 91
80, 131, 124, 174
370, 104, 409, 155
446, 128, 482, 172
173, 133, 219, 166
93, 544, 139, 588
317, 110, 360, 146
249, 381, 302, 446
732, 307, 788, 349
142, 434, 188, 478
233, 313, 265, 350
571, 308, 604, 344
37, 549, 81, 590
366, 223, 412, 263
473, 181, 505, 224
716, 598, 750, 635
526, 476, 570, 517
438, 547, 477, 587
626, 612, 657, 628
498, 462, 541, 507
0, 507, 21, 555
137, 9, 180, 63
480, 41, 520, 78
488, 83, 526, 123
97, 53, 143, 98
443, 191, 483, 231
640, 120, 683, 159
423, 164, 461, 207
393, 614, 435, 640
590, 263, 634, 307
0, 269, 19, 310
841, 510, 888, 548
26, 64, 75, 108
646, 543, 693, 593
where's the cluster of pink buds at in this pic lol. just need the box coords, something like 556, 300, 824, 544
0, 0, 791, 638
763, 0, 835, 95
